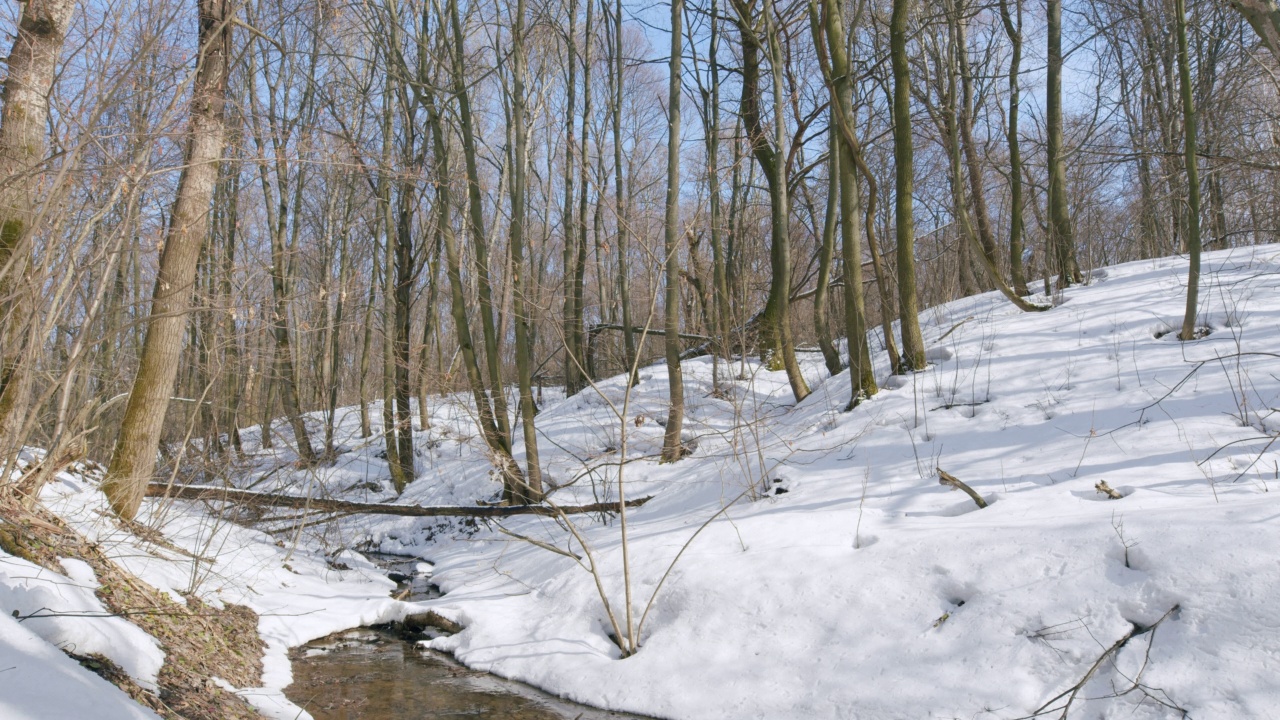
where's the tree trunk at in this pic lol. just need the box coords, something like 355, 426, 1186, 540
423, 83, 526, 493
1047, 0, 1080, 287
0, 0, 77, 457
562, 0, 582, 398
706, 0, 732, 390
448, 0, 513, 448
661, 0, 686, 463
891, 0, 927, 370
612, 0, 638, 385
1175, 0, 1203, 340
999, 0, 1030, 296
510, 0, 543, 502
813, 125, 843, 378
732, 0, 809, 403
103, 0, 233, 521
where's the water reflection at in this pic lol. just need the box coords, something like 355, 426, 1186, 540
287, 629, 641, 720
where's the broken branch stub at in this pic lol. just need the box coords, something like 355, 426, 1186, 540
937, 469, 989, 509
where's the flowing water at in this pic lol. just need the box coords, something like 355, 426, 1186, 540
284, 555, 642, 720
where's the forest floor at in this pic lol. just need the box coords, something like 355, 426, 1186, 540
3, 244, 1280, 719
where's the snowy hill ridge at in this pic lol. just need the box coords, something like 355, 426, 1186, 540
3, 245, 1279, 720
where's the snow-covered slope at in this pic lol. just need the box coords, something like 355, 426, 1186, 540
402, 245, 1280, 719
4, 244, 1279, 719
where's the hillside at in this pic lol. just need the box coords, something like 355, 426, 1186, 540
3, 244, 1280, 719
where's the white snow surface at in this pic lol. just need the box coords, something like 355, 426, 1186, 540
3, 245, 1280, 719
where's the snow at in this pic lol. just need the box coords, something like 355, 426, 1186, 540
3, 244, 1280, 719
0, 551, 165, 692
0, 611, 161, 720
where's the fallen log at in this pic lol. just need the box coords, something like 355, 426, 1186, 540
146, 482, 651, 518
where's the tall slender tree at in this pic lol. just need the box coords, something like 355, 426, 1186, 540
1047, 0, 1081, 287
890, 0, 927, 370
661, 0, 686, 462
1176, 0, 1203, 340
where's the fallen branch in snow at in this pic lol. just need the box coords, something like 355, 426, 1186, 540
937, 469, 988, 508
146, 482, 652, 517
1095, 481, 1124, 499
1025, 605, 1181, 719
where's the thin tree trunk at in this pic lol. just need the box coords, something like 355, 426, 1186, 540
417, 236, 441, 432
815, 0, 877, 403
323, 189, 354, 455
1175, 0, 1203, 340
1047, 0, 1080, 287
706, 0, 732, 390
358, 273, 375, 439
612, 0, 638, 385
423, 83, 524, 490
562, 0, 582, 397
999, 0, 1029, 296
448, 0, 513, 447
103, 0, 233, 521
814, 123, 843, 377
661, 0, 686, 463
571, 0, 594, 396
731, 0, 809, 403
510, 0, 543, 502
891, 0, 927, 370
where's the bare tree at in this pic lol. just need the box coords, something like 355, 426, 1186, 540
103, 0, 234, 520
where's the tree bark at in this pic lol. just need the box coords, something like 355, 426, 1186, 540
562, 0, 583, 398
1175, 0, 1203, 340
103, 0, 233, 521
612, 0, 638, 386
814, 0, 878, 404
814, 123, 843, 377
1047, 0, 1081, 287
999, 0, 1030, 296
448, 0, 513, 448
0, 0, 77, 457
891, 0, 927, 370
661, 0, 686, 463
731, 0, 809, 403
147, 482, 652, 517
510, 0, 543, 502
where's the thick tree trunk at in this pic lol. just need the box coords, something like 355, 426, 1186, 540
393, 186, 415, 487
571, 0, 594, 396
0, 0, 77, 456
103, 0, 233, 521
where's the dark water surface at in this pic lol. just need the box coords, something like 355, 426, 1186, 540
286, 629, 639, 720
285, 554, 641, 719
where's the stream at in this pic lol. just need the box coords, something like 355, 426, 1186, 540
284, 555, 641, 720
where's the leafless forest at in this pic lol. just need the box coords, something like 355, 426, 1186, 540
2, 0, 1278, 515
